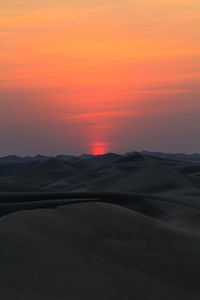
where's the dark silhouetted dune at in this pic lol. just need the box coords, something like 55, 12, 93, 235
142, 151, 200, 162
0, 180, 43, 192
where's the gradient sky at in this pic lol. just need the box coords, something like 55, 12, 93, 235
0, 0, 200, 155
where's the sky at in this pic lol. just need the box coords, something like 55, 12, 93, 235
0, 0, 200, 155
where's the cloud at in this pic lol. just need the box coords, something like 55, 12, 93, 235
67, 111, 141, 120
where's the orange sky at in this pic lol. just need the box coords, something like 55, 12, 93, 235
0, 0, 200, 155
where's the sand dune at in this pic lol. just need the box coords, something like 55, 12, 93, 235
0, 152, 200, 299
0, 193, 200, 299
0, 180, 43, 192
1, 152, 200, 194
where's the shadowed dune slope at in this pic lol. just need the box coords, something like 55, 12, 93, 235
0, 196, 200, 299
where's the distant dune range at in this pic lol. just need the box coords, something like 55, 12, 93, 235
1, 152, 200, 193
0, 152, 200, 299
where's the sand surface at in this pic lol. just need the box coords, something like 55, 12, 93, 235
0, 152, 200, 299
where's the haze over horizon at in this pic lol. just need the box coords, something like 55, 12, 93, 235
1, 0, 200, 156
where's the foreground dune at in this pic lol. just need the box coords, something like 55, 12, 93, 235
0, 192, 200, 299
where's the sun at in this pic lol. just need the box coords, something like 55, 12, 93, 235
91, 142, 108, 155
92, 146, 106, 155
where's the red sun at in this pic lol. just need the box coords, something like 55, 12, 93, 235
91, 142, 107, 155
